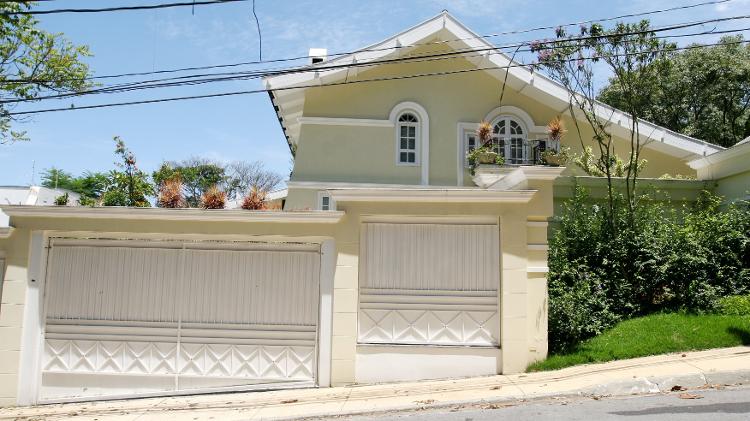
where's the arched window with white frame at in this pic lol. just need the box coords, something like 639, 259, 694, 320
396, 112, 419, 165
492, 116, 528, 165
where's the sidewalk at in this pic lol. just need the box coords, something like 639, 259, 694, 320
2, 346, 749, 421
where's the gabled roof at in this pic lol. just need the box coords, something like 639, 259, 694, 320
264, 11, 722, 160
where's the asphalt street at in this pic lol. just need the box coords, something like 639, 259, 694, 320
339, 385, 750, 421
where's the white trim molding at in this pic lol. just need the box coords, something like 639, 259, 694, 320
328, 187, 536, 203
297, 116, 394, 128
527, 266, 550, 274
0, 206, 345, 224
484, 106, 547, 134
389, 101, 430, 185
0, 227, 13, 238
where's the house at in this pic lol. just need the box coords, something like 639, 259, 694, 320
689, 136, 750, 202
0, 12, 738, 406
0, 186, 80, 228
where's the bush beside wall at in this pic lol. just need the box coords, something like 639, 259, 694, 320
548, 187, 750, 353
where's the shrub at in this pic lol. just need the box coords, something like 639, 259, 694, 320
54, 193, 69, 206
101, 190, 128, 206
241, 187, 267, 210
200, 185, 226, 209
716, 295, 750, 316
158, 177, 186, 208
548, 186, 750, 353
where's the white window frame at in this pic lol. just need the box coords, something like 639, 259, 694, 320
395, 112, 420, 167
389, 102, 430, 185
492, 116, 529, 165
463, 131, 479, 168
317, 191, 335, 211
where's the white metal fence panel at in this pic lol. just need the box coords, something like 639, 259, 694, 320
182, 249, 319, 326
41, 239, 320, 402
46, 246, 182, 322
361, 223, 499, 291
359, 223, 500, 346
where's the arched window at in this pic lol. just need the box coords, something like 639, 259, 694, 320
397, 112, 419, 165
492, 116, 528, 164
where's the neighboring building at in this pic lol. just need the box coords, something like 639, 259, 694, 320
689, 136, 750, 201
225, 188, 288, 210
0, 186, 80, 227
0, 12, 735, 406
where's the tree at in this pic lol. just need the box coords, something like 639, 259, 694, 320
531, 20, 674, 222
41, 168, 108, 200
599, 36, 750, 148
0, 2, 92, 143
152, 158, 226, 207
40, 167, 74, 190
223, 161, 282, 200
102, 137, 153, 207
153, 158, 282, 207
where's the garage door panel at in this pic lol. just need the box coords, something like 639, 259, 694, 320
360, 223, 500, 347
182, 249, 319, 326
46, 246, 182, 323
40, 239, 321, 402
362, 223, 499, 291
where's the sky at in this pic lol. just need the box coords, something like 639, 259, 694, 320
0, 0, 748, 187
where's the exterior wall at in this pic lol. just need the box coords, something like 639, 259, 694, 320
0, 178, 556, 404
288, 43, 696, 203
715, 171, 750, 201
0, 232, 28, 406
284, 188, 322, 211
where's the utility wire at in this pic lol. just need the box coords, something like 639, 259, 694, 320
8, 39, 747, 117
4, 18, 748, 104
0, 0, 732, 84
251, 0, 262, 61
0, 0, 250, 15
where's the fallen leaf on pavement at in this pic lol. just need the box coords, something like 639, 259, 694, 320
490, 385, 502, 390
670, 385, 686, 392
414, 399, 435, 405
678, 393, 704, 400
280, 399, 298, 404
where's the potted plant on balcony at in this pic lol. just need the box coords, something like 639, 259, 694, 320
467, 121, 505, 175
541, 116, 569, 166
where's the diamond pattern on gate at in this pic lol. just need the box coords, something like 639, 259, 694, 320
42, 339, 314, 381
43, 340, 177, 375
359, 308, 499, 346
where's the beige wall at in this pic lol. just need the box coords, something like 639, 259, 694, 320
287, 43, 696, 207
0, 177, 557, 404
715, 171, 750, 200
0, 232, 28, 406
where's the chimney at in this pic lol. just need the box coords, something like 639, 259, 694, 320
309, 48, 328, 65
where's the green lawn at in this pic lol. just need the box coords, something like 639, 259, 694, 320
527, 313, 750, 372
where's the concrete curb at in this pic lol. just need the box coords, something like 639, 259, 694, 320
2, 347, 749, 421
296, 369, 750, 421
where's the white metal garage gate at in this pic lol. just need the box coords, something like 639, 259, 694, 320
40, 237, 321, 401
358, 223, 500, 347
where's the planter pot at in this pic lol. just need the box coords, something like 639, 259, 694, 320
477, 151, 499, 165
543, 154, 566, 167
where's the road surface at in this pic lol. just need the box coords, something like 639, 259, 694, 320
338, 385, 750, 421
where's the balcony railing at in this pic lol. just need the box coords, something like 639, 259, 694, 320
489, 138, 561, 166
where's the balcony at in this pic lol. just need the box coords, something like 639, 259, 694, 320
471, 139, 566, 189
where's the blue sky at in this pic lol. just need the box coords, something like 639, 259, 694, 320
1, 0, 748, 186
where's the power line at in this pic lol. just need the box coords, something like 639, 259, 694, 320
0, 0, 250, 15
8, 39, 747, 117
1, 0, 732, 84
5, 17, 748, 105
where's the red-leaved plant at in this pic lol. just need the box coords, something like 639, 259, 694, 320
200, 185, 226, 209
158, 176, 186, 208
241, 187, 267, 210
